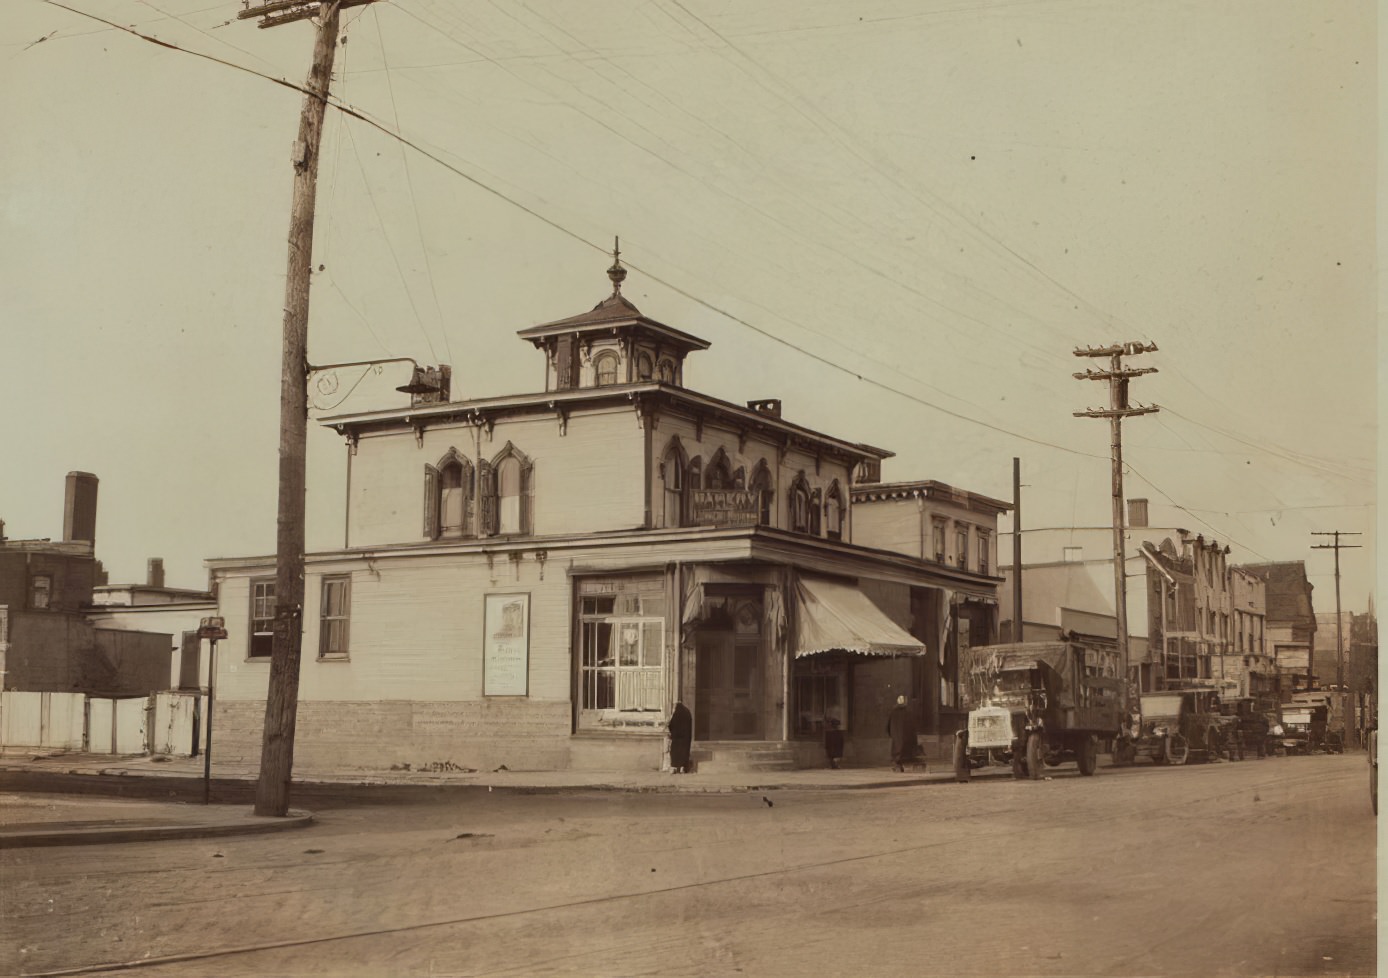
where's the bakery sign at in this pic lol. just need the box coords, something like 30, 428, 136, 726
691, 489, 759, 526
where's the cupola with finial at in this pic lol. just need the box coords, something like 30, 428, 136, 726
517, 238, 711, 393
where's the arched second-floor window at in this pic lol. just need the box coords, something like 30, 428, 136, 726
706, 447, 733, 490
594, 351, 620, 387
789, 474, 813, 534
424, 449, 475, 540
749, 460, 774, 526
661, 438, 688, 528
825, 481, 845, 541
481, 443, 534, 535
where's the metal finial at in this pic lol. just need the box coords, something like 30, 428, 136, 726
607, 236, 627, 295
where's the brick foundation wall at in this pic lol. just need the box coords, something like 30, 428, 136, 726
212, 699, 578, 775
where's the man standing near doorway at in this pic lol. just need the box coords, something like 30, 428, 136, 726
887, 695, 917, 772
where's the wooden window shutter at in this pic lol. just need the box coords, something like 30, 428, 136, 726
479, 459, 497, 535
520, 460, 535, 534
423, 464, 440, 539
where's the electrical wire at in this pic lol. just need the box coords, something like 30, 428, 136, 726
373, 5, 454, 366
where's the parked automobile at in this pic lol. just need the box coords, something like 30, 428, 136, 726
1113, 688, 1227, 766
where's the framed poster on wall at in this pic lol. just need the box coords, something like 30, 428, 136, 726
483, 592, 530, 696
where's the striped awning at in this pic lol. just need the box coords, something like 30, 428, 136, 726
794, 577, 926, 658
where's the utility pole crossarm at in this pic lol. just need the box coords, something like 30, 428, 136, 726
1074, 342, 1158, 358
1073, 367, 1159, 381
1073, 406, 1160, 419
239, 0, 375, 28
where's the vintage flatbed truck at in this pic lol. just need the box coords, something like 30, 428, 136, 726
953, 641, 1125, 781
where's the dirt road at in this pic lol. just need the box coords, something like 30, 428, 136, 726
3, 753, 1375, 977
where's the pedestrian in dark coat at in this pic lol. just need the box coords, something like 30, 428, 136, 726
668, 701, 693, 774
886, 695, 917, 771
824, 717, 845, 769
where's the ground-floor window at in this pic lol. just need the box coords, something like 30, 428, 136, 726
793, 655, 849, 735
577, 576, 667, 730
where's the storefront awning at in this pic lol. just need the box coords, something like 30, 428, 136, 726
795, 578, 926, 658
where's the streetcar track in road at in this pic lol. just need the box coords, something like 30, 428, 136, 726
21, 762, 1364, 977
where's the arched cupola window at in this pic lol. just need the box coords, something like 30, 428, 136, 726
593, 351, 620, 387
424, 448, 475, 540
482, 442, 534, 536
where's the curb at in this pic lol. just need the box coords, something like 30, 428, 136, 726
0, 809, 315, 849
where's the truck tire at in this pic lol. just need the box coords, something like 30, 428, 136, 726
1077, 735, 1098, 776
1164, 734, 1189, 766
1026, 732, 1045, 781
953, 735, 971, 783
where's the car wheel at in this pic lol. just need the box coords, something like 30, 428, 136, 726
1077, 735, 1098, 776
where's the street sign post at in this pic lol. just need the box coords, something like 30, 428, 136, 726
197, 617, 226, 804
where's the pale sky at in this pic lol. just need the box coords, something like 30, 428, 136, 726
1, 0, 1377, 609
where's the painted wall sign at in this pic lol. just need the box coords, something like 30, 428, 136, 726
483, 592, 530, 696
691, 489, 759, 526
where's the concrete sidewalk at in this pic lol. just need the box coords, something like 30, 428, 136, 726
0, 750, 1022, 848
1, 748, 1010, 795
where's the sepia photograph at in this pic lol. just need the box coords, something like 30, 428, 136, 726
0, 1, 1378, 975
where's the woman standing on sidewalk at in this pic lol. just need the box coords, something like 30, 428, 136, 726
668, 701, 693, 774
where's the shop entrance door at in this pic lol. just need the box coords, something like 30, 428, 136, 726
693, 595, 763, 740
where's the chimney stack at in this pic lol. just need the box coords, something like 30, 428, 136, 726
1128, 498, 1149, 528
147, 558, 165, 589
62, 472, 98, 548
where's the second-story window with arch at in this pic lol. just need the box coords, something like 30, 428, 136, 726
481, 443, 534, 535
789, 475, 812, 533
594, 351, 620, 387
749, 461, 774, 526
657, 358, 676, 383
825, 482, 845, 541
637, 352, 655, 381
662, 447, 685, 528
424, 450, 475, 540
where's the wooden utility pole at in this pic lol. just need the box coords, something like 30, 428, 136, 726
237, 0, 367, 817
1012, 457, 1023, 642
1074, 342, 1159, 711
1312, 530, 1362, 747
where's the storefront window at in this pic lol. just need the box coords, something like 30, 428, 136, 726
794, 655, 848, 735
577, 578, 667, 730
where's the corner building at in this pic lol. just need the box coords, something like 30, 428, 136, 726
209, 263, 1006, 773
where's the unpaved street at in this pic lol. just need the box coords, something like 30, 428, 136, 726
3, 754, 1375, 978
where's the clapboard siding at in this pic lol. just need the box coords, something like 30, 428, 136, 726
347, 407, 645, 547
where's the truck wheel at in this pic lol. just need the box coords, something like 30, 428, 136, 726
1165, 734, 1190, 766
953, 736, 971, 783
1026, 732, 1045, 781
1077, 735, 1098, 776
